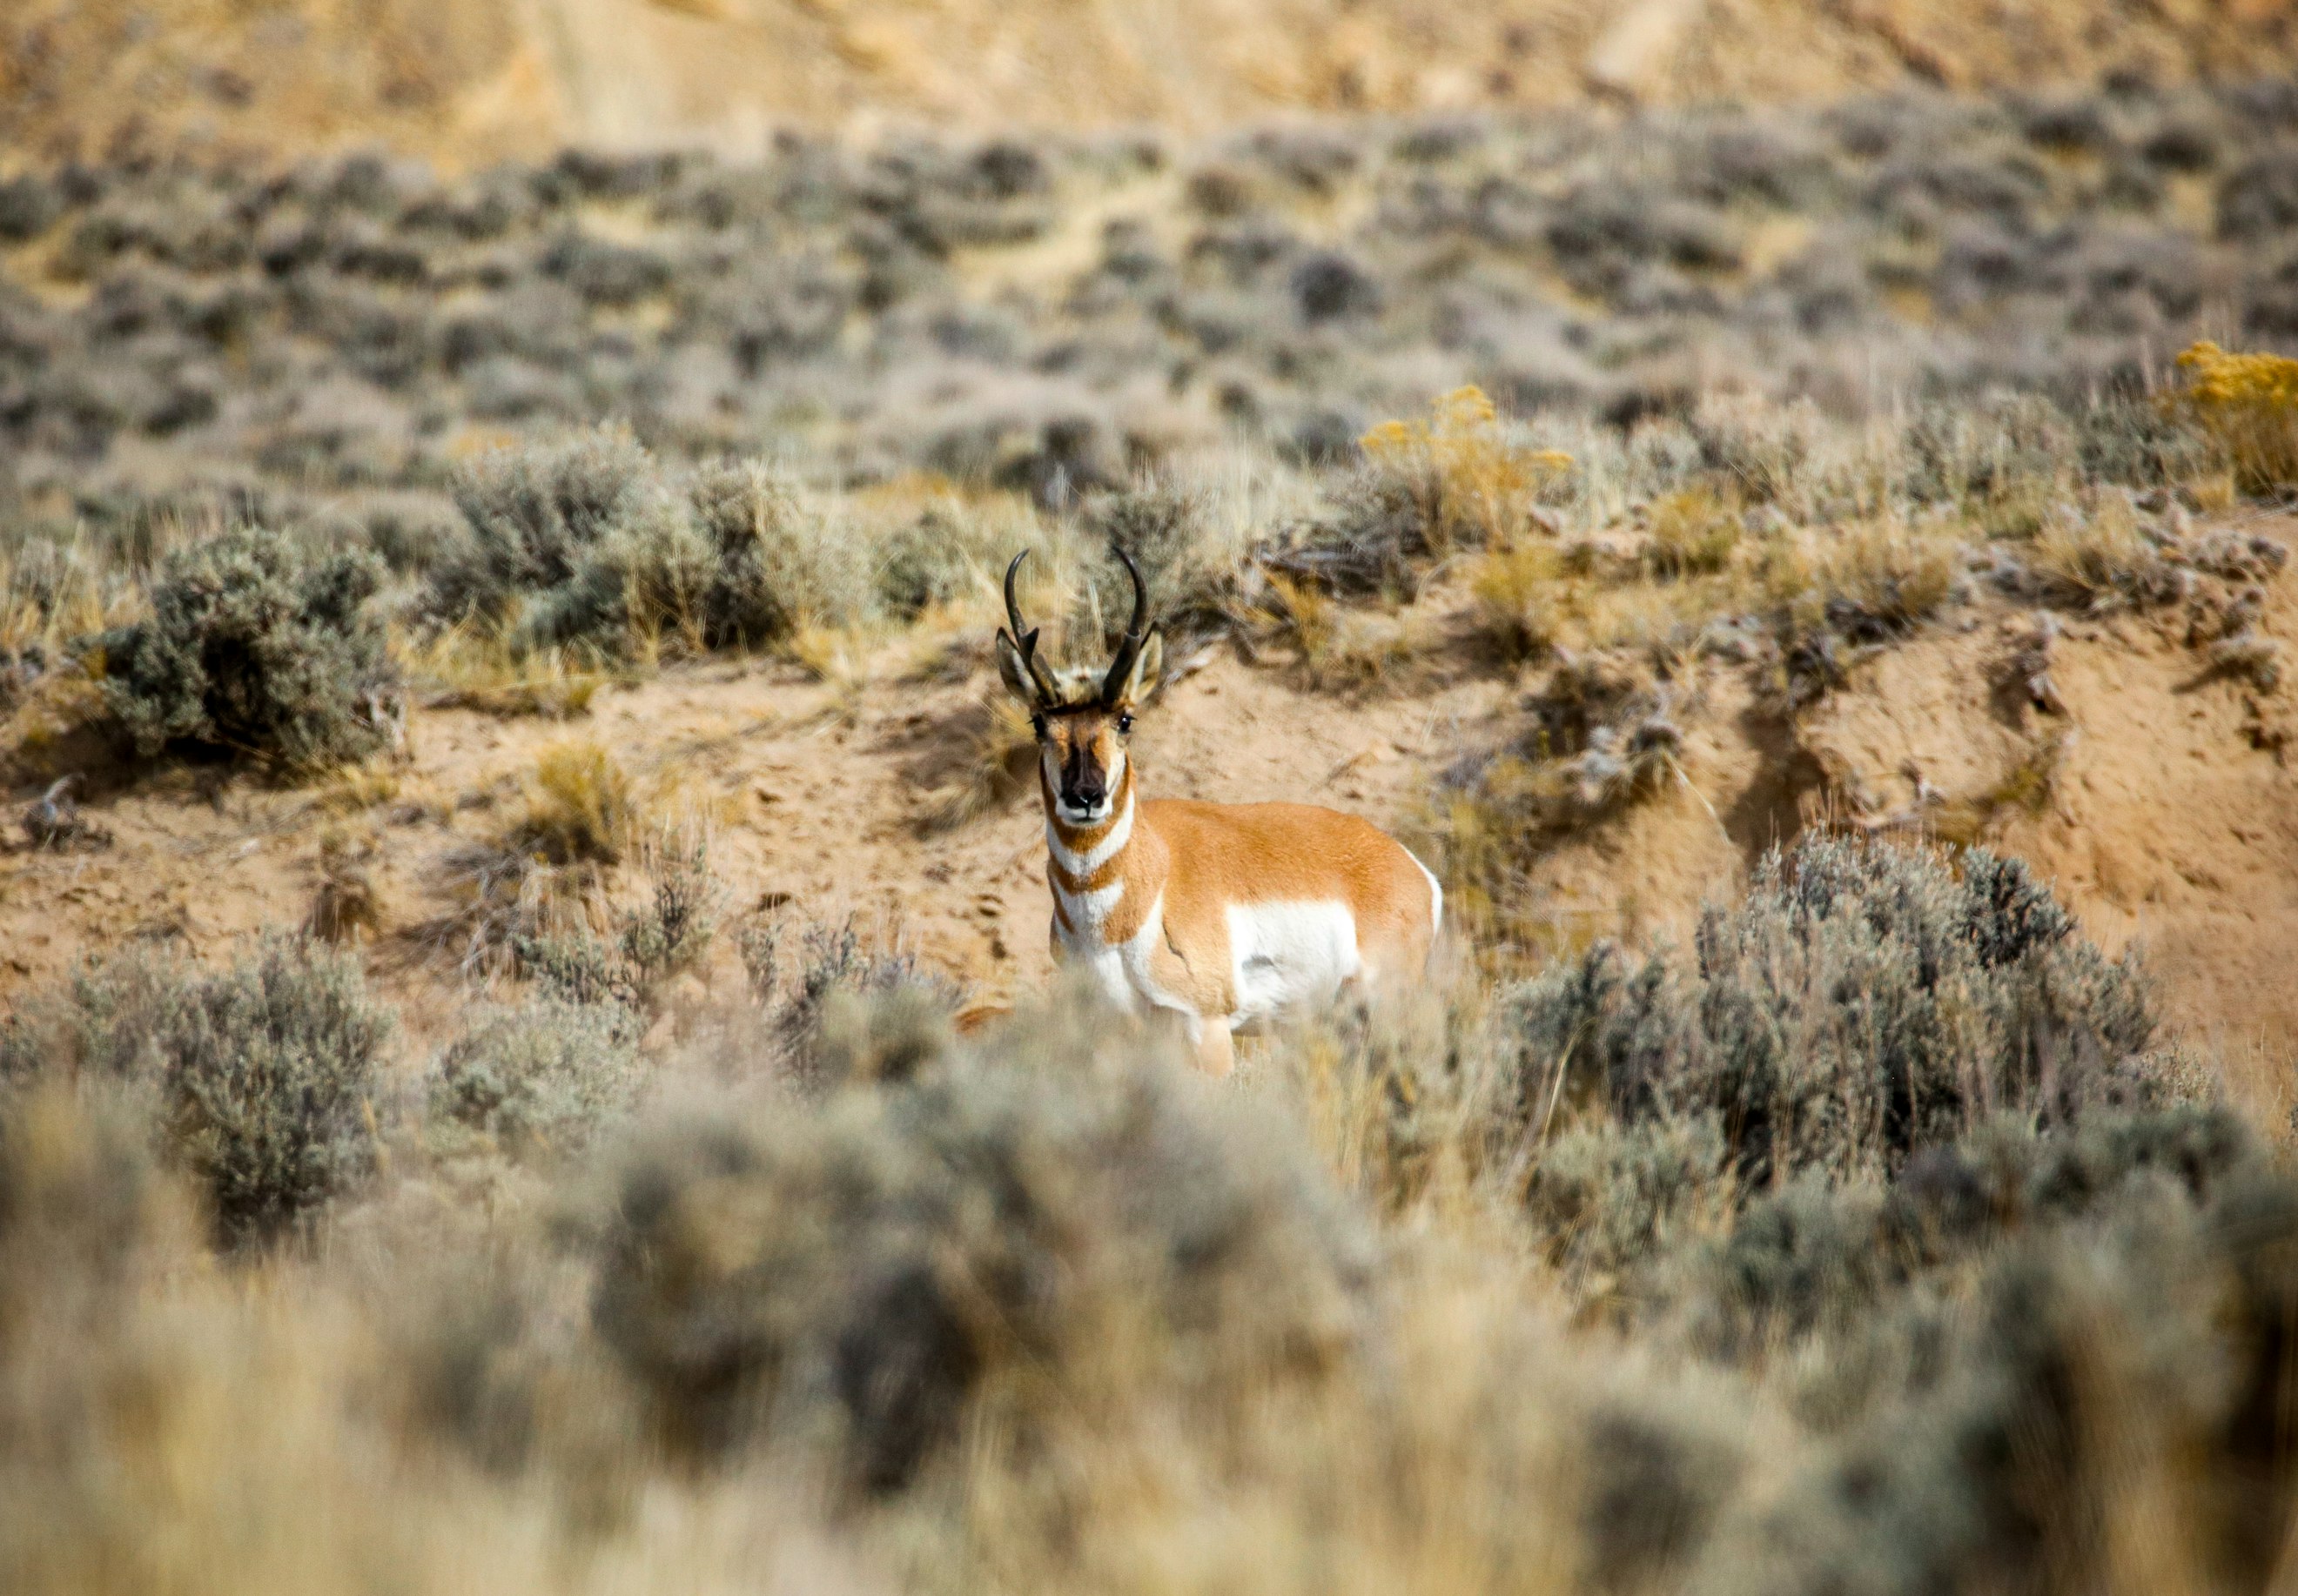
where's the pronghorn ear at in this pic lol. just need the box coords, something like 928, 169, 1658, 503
1119, 627, 1164, 706
994, 628, 1039, 707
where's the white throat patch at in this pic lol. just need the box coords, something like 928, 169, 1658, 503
1049, 792, 1134, 876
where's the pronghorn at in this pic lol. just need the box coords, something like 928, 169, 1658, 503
996, 547, 1442, 1075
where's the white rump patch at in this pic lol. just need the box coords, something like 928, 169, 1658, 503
1405, 848, 1444, 936
1226, 900, 1361, 1023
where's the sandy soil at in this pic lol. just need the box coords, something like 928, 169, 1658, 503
1802, 515, 2298, 1045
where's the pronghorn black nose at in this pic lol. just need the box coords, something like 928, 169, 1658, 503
1063, 758, 1107, 809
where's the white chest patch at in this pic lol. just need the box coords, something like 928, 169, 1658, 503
1055, 878, 1126, 938
1226, 900, 1361, 1022
1058, 889, 1197, 1034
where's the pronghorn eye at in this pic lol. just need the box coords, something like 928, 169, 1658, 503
1116, 713, 1135, 734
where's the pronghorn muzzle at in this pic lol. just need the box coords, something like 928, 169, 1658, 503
1058, 745, 1110, 814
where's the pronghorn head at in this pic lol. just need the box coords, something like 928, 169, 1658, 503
996, 546, 1165, 827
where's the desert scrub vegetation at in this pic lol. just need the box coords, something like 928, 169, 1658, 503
10, 77, 2298, 1596
1354, 386, 1576, 556
593, 993, 1370, 1482
1502, 839, 2159, 1205
0, 934, 393, 1242
511, 737, 645, 866
439, 761, 723, 994
3, 846, 2297, 1596
92, 524, 400, 771
427, 997, 644, 1161
420, 430, 865, 662
7, 80, 2298, 613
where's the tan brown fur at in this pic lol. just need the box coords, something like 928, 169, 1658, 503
1027, 679, 1437, 1076
998, 550, 1440, 1075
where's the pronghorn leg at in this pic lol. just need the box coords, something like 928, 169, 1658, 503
1194, 1016, 1234, 1078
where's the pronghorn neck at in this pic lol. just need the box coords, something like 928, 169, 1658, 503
1042, 761, 1165, 945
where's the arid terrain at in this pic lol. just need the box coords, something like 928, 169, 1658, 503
9, 23, 2298, 1596
6, 513, 2296, 1051
10, 0, 2298, 162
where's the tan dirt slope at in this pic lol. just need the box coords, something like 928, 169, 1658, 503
1799, 517, 2298, 1049
5, 0, 2295, 166
3, 517, 2292, 1063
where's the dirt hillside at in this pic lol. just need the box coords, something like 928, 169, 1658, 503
6, 0, 2295, 166
6, 515, 2291, 1061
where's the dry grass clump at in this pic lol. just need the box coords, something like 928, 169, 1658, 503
1263, 571, 1423, 688
1643, 486, 1744, 579
304, 828, 386, 943
513, 738, 643, 865
1899, 393, 2079, 540
503, 830, 724, 1012
402, 626, 610, 719
2175, 339, 2298, 496
1762, 518, 1965, 706
1470, 537, 1567, 662
423, 742, 681, 978
1776, 519, 1964, 640
2020, 497, 2174, 610
914, 691, 1037, 835
0, 533, 127, 666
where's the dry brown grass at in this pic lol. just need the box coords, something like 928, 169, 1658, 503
1470, 540, 1565, 662
2025, 498, 2166, 608
1766, 517, 1963, 634
1267, 572, 1424, 688
916, 692, 1038, 835
304, 828, 386, 944
1643, 487, 1743, 580
402, 627, 611, 721
514, 739, 645, 866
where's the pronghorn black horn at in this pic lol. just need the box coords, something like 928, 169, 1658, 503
1100, 543, 1151, 705
1001, 550, 1062, 704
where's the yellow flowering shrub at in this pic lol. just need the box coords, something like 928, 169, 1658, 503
1361, 386, 1574, 550
2175, 340, 2298, 494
